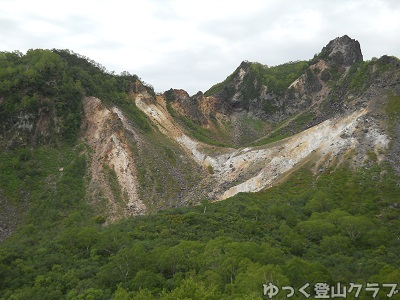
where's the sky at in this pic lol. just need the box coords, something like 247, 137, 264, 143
1, 0, 400, 95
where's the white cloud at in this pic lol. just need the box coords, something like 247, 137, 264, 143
1, 0, 399, 95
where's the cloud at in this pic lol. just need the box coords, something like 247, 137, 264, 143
1, 0, 399, 95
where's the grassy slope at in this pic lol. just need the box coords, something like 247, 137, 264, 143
130, 126, 204, 212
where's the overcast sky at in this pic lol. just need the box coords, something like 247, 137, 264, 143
1, 0, 400, 95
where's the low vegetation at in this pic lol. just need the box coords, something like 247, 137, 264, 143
386, 91, 400, 130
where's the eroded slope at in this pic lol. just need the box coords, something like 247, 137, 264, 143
82, 97, 145, 220
134, 91, 390, 201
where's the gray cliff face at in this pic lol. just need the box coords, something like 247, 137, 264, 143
319, 35, 363, 66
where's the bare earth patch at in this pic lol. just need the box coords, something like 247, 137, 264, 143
81, 97, 145, 221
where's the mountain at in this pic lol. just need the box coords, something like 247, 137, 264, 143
165, 35, 366, 145
143, 35, 400, 199
1, 35, 400, 230
0, 36, 400, 298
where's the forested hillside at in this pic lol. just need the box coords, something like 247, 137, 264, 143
0, 48, 152, 147
0, 49, 155, 238
0, 164, 399, 299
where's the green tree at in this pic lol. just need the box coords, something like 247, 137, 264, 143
285, 257, 330, 286
338, 216, 375, 242
305, 191, 335, 213
233, 260, 289, 297
131, 270, 165, 293
160, 277, 221, 300
296, 220, 336, 243
320, 235, 353, 254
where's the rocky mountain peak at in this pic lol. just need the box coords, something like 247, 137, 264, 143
320, 35, 363, 66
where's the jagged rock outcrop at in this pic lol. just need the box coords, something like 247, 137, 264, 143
165, 89, 208, 125
319, 35, 363, 66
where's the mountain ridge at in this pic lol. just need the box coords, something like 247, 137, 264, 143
0, 35, 400, 233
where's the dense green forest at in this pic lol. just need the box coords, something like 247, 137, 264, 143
0, 161, 399, 299
0, 49, 399, 299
